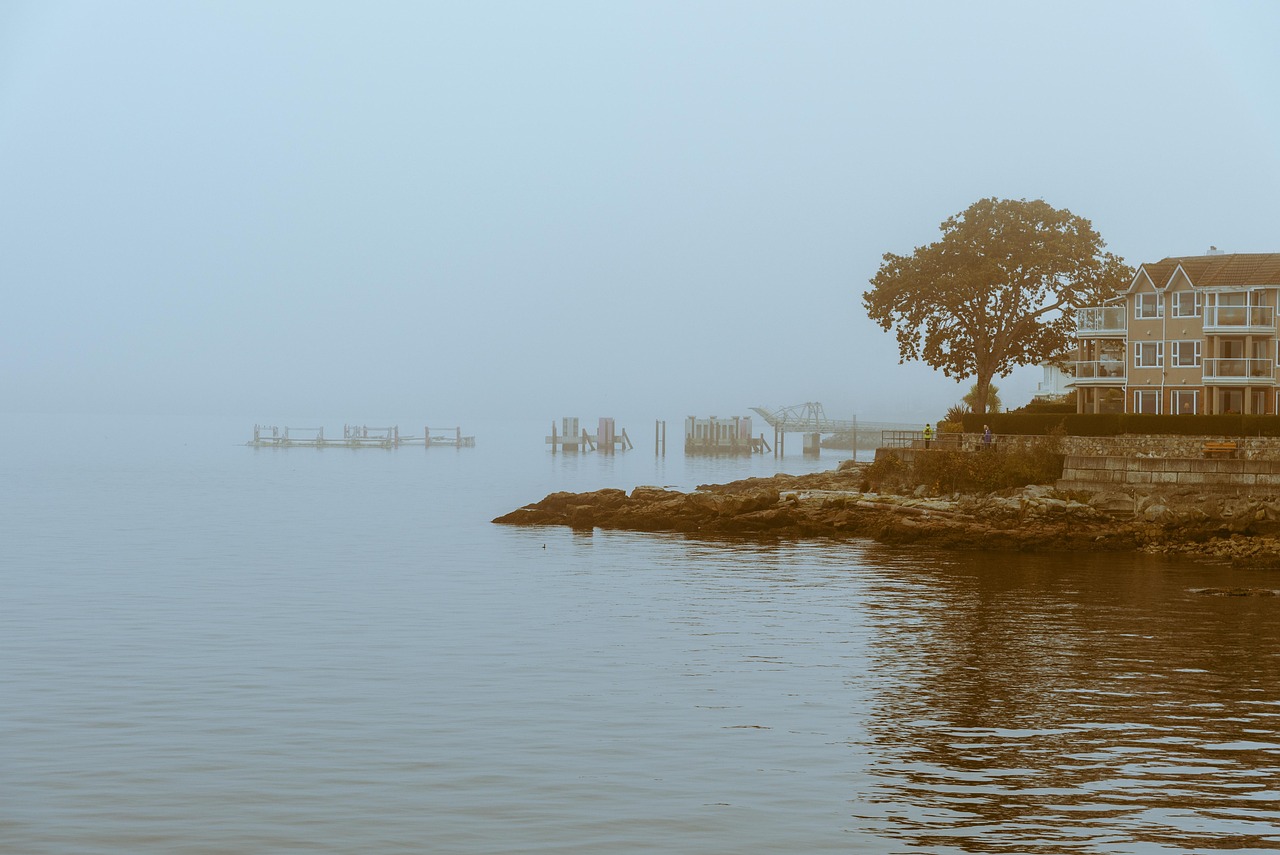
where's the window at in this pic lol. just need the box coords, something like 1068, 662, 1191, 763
1172, 390, 1199, 414
1173, 291, 1201, 318
1134, 341, 1163, 368
1253, 390, 1269, 415
1133, 390, 1160, 414
1135, 293, 1163, 319
1171, 340, 1201, 367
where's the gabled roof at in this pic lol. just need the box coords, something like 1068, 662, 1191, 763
1132, 252, 1280, 291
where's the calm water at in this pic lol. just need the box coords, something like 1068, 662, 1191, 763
3, 416, 1279, 854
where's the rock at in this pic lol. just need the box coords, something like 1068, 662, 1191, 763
491, 468, 1280, 561
1142, 503, 1170, 523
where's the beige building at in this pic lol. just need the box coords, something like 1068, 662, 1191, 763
1074, 251, 1280, 415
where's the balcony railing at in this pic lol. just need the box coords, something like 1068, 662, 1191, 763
1203, 305, 1275, 330
1073, 360, 1126, 382
1202, 357, 1276, 382
1075, 306, 1127, 336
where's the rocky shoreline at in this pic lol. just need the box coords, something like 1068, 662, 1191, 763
492, 463, 1280, 569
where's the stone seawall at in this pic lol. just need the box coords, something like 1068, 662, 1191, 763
1061, 435, 1280, 460
1058, 455, 1280, 494
879, 433, 1280, 495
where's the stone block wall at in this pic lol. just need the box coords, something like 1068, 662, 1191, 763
876, 433, 1280, 494
1059, 435, 1280, 460
1057, 454, 1280, 494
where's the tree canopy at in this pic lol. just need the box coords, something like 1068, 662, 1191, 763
862, 197, 1132, 415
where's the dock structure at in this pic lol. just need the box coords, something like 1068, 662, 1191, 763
750, 403, 916, 456
751, 403, 854, 456
249, 424, 475, 449
546, 417, 633, 454
684, 415, 769, 455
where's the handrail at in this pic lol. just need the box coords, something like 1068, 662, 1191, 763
1202, 358, 1276, 380
1074, 360, 1126, 379
1074, 306, 1127, 334
1203, 305, 1276, 328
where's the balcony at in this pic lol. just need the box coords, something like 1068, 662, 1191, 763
1072, 360, 1126, 385
1075, 306, 1127, 337
1203, 305, 1276, 333
1202, 357, 1277, 384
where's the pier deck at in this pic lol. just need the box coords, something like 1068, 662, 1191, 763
249, 425, 475, 448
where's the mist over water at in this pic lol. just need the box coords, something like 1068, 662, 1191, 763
3, 417, 1278, 853
6, 3, 1280, 849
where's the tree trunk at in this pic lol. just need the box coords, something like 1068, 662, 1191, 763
973, 370, 995, 417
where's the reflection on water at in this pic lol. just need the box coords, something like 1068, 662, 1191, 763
854, 549, 1280, 853
4, 419, 1279, 853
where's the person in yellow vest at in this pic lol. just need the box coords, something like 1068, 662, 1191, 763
922, 423, 933, 449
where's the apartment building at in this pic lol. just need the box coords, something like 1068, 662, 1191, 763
1073, 251, 1280, 415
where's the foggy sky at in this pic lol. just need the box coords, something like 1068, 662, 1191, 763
3, 1, 1279, 426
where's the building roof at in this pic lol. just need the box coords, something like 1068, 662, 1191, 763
1134, 252, 1280, 291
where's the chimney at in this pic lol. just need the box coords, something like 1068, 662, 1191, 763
1206, 245, 1224, 255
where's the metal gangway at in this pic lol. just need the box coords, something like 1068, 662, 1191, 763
750, 402, 917, 456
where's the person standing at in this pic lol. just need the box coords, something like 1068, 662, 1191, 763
922, 423, 933, 449
982, 424, 992, 450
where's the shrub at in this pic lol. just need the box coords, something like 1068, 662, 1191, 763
871, 429, 1066, 495
863, 452, 908, 493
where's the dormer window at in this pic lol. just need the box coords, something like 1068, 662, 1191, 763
1135, 293, 1163, 319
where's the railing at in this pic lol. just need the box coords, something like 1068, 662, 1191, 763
1073, 360, 1126, 380
1202, 358, 1276, 381
881, 431, 1016, 451
1203, 305, 1275, 330
1075, 306, 1127, 335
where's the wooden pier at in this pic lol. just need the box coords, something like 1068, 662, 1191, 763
546, 417, 633, 453
684, 415, 769, 455
249, 424, 475, 449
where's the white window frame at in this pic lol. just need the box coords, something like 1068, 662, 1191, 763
1135, 292, 1163, 320
1172, 389, 1199, 415
1134, 341, 1164, 368
1171, 340, 1201, 367
1173, 291, 1201, 318
1133, 390, 1160, 414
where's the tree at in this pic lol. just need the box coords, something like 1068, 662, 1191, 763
862, 197, 1132, 416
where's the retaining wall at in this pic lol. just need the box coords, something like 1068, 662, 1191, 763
875, 433, 1280, 495
1057, 455, 1280, 494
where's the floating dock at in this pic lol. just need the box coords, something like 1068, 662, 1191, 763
249, 424, 475, 448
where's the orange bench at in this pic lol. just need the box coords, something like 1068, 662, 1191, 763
1202, 441, 1238, 458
